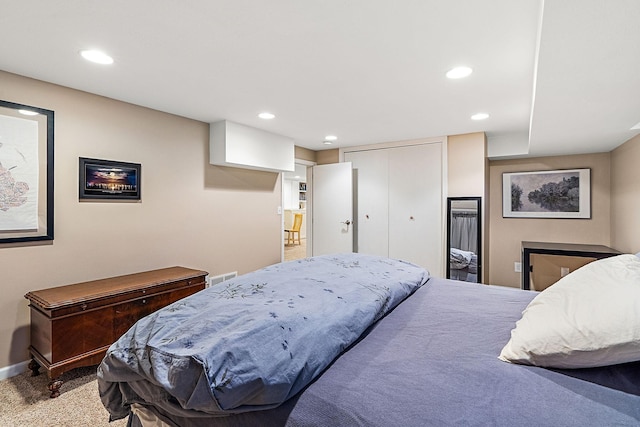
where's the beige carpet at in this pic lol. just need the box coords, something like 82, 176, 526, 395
0, 366, 127, 427
284, 238, 307, 261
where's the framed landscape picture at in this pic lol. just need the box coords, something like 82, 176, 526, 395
502, 169, 590, 219
79, 157, 141, 200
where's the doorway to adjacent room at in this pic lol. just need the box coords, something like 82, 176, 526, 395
283, 163, 308, 261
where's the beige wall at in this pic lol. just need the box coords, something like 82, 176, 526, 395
316, 149, 339, 165
294, 146, 316, 163
611, 134, 640, 253
488, 152, 611, 287
0, 71, 282, 370
447, 132, 486, 197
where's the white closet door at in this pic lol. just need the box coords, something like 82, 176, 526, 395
388, 143, 443, 275
345, 149, 389, 257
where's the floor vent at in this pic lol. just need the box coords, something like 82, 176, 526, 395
206, 271, 238, 288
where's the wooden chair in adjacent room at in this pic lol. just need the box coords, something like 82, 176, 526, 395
285, 213, 303, 245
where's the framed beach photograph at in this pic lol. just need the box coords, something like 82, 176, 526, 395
0, 100, 54, 244
79, 157, 141, 200
502, 168, 590, 219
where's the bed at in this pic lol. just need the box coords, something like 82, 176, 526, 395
98, 253, 640, 426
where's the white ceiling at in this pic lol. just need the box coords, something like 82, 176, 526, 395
1, 0, 639, 158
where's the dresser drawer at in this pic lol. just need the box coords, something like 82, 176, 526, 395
113, 284, 203, 337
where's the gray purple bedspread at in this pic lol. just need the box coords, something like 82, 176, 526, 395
100, 258, 640, 426
98, 253, 429, 419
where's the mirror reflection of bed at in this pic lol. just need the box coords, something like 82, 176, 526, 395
447, 197, 481, 283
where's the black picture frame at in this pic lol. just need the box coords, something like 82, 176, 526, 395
79, 157, 141, 200
502, 168, 591, 219
0, 100, 54, 244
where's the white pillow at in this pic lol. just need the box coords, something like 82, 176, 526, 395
499, 254, 640, 369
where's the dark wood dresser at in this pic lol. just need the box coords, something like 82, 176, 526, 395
24, 266, 207, 397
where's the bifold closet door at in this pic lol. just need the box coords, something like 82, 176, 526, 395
344, 149, 389, 257
345, 143, 443, 275
388, 143, 443, 276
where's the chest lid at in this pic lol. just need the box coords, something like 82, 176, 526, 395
25, 266, 207, 311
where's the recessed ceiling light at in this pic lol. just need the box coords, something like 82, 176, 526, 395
446, 66, 473, 79
324, 135, 338, 141
80, 50, 114, 65
18, 109, 38, 116
258, 112, 275, 119
471, 113, 489, 120
323, 141, 333, 145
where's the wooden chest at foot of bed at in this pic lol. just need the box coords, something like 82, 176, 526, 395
24, 266, 207, 397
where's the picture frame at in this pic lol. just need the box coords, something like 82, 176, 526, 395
0, 100, 54, 244
502, 168, 591, 219
79, 157, 141, 201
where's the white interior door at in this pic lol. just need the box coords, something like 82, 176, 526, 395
311, 162, 353, 255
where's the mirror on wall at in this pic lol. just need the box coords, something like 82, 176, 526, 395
446, 197, 481, 283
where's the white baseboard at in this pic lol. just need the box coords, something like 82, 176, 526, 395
0, 360, 29, 381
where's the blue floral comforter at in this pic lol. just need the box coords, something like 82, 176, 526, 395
98, 253, 430, 418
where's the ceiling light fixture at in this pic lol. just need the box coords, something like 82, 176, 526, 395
258, 112, 275, 119
323, 140, 333, 145
80, 50, 114, 65
324, 135, 338, 141
446, 66, 473, 79
471, 113, 489, 120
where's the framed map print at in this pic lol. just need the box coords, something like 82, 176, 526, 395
0, 100, 54, 244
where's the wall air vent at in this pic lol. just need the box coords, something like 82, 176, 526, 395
206, 271, 238, 288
